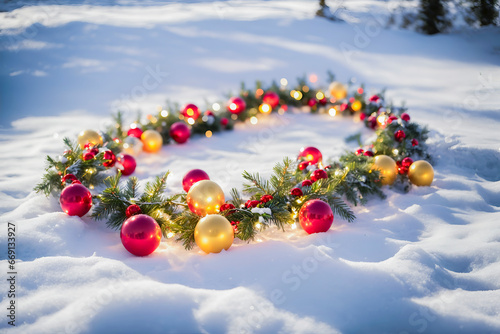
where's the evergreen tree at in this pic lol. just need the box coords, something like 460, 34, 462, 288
418, 0, 448, 34
470, 0, 499, 26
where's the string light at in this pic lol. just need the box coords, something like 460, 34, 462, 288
328, 107, 337, 117
205, 130, 213, 138
167, 232, 175, 238
259, 103, 271, 114
250, 116, 258, 125
309, 74, 318, 83
160, 110, 169, 117
291, 223, 297, 229
212, 103, 221, 111
393, 149, 399, 155
316, 91, 325, 100
302, 86, 309, 93
231, 114, 238, 120
292, 90, 303, 100
187, 118, 195, 125
229, 103, 237, 111
280, 78, 288, 86
255, 222, 262, 229
255, 88, 264, 97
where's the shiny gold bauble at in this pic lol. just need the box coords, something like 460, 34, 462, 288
329, 81, 348, 100
187, 180, 225, 216
194, 214, 234, 254
77, 130, 103, 149
141, 129, 163, 153
408, 160, 434, 186
372, 155, 397, 186
351, 100, 362, 112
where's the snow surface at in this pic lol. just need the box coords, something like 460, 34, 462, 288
1, 1, 500, 333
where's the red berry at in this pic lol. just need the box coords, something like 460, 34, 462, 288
412, 139, 419, 147
220, 203, 236, 214
102, 150, 116, 167
298, 161, 311, 171
394, 130, 406, 142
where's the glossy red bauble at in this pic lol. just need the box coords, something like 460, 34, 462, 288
181, 103, 201, 120
311, 169, 328, 182
298, 199, 334, 234
127, 127, 143, 138
227, 97, 247, 114
394, 130, 406, 142
102, 150, 116, 167
307, 98, 317, 107
262, 91, 280, 109
125, 204, 142, 218
170, 122, 191, 144
120, 214, 162, 257
116, 154, 137, 176
182, 169, 210, 192
60, 183, 92, 217
401, 113, 410, 122
298, 146, 322, 164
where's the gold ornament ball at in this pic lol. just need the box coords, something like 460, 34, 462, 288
408, 160, 434, 186
141, 129, 163, 153
123, 136, 143, 156
329, 81, 348, 100
187, 180, 225, 216
351, 100, 362, 112
194, 214, 234, 254
372, 155, 397, 186
77, 130, 103, 149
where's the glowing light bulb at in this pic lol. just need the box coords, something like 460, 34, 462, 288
187, 118, 195, 125
167, 232, 174, 238
293, 91, 303, 100
328, 107, 337, 117
316, 91, 325, 100
229, 103, 237, 111
161, 110, 169, 117
393, 149, 399, 155
250, 116, 258, 125
309, 74, 318, 83
212, 103, 221, 111
302, 86, 309, 93
280, 78, 288, 86
259, 103, 271, 114
205, 130, 213, 138
255, 222, 262, 229
291, 223, 297, 230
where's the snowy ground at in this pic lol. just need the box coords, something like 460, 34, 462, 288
1, 1, 500, 333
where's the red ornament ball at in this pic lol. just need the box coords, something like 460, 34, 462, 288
402, 157, 414, 168
367, 115, 377, 129
125, 204, 142, 218
298, 146, 323, 164
319, 97, 328, 106
387, 115, 398, 124
355, 148, 364, 156
260, 194, 273, 203
220, 203, 236, 214
221, 117, 229, 126
182, 169, 210, 192
364, 150, 374, 157
301, 180, 313, 187
170, 122, 191, 144
412, 139, 419, 147
82, 151, 95, 161
299, 199, 334, 234
102, 150, 116, 167
262, 91, 280, 108
298, 161, 311, 171
394, 130, 406, 142
311, 169, 328, 182
227, 97, 247, 114
291, 187, 303, 197
116, 154, 137, 176
359, 113, 366, 121
401, 113, 410, 122
62, 174, 79, 185
127, 127, 143, 138
307, 98, 317, 107
120, 214, 162, 257
60, 183, 92, 217
181, 103, 200, 120
245, 200, 260, 208
369, 95, 380, 102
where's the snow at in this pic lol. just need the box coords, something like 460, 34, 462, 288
1, 0, 500, 333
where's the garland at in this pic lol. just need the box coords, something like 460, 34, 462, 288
35, 73, 432, 253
